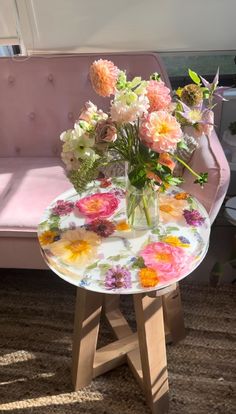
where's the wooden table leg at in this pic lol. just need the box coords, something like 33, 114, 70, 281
72, 288, 103, 390
162, 283, 186, 344
133, 294, 169, 414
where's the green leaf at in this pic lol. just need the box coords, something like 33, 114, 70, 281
177, 140, 189, 150
151, 228, 161, 235
194, 172, 208, 187
116, 71, 127, 90
131, 256, 145, 269
188, 69, 201, 85
86, 261, 99, 270
107, 254, 122, 261
128, 167, 147, 189
166, 226, 179, 232
38, 220, 49, 230
48, 215, 60, 231
150, 72, 161, 81
98, 263, 111, 271
130, 76, 142, 89
166, 176, 184, 186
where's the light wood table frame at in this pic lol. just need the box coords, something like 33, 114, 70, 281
72, 282, 185, 414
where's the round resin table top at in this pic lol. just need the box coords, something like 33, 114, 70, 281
38, 177, 210, 294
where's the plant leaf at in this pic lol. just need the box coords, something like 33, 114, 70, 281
188, 69, 201, 85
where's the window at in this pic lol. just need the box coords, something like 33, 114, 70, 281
161, 52, 236, 88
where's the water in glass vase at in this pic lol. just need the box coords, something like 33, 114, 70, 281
126, 183, 159, 231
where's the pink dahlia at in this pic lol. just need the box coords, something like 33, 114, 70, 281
75, 192, 119, 219
140, 241, 189, 281
146, 80, 172, 112
90, 59, 119, 97
140, 111, 182, 153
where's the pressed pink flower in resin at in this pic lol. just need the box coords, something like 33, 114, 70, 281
183, 209, 205, 226
86, 218, 115, 237
140, 241, 189, 281
104, 265, 132, 290
51, 200, 74, 216
75, 192, 119, 219
146, 80, 171, 112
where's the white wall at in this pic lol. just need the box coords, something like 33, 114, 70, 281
11, 0, 236, 53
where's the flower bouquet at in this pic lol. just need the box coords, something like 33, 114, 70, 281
60, 59, 222, 230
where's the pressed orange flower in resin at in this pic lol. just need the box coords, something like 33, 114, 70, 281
90, 59, 119, 97
174, 192, 190, 200
39, 230, 57, 246
139, 267, 159, 288
116, 220, 130, 231
159, 194, 188, 222
49, 229, 101, 267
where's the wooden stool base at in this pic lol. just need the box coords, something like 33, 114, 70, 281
71, 286, 180, 414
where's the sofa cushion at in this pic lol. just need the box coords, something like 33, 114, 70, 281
0, 157, 71, 234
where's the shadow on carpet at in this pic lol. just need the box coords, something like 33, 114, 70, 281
0, 269, 235, 414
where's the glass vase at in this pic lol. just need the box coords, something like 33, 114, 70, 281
125, 179, 159, 231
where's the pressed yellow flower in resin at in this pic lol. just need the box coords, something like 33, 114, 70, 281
49, 229, 101, 267
163, 235, 190, 248
39, 230, 57, 246
116, 220, 130, 231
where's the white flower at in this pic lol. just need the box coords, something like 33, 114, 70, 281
111, 90, 149, 123
72, 134, 95, 157
60, 129, 73, 142
79, 101, 108, 126
61, 151, 81, 171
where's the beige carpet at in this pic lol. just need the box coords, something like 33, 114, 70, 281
0, 269, 235, 414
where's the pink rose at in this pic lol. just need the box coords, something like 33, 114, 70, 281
95, 119, 117, 143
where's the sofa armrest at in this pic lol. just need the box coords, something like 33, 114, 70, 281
181, 130, 230, 224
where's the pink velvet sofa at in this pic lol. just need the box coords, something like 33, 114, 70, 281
0, 53, 230, 270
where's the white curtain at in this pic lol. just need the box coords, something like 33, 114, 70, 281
0, 0, 19, 46
14, 0, 236, 54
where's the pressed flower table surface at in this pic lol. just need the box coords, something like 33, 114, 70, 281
38, 178, 210, 414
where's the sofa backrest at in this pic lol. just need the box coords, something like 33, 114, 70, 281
0, 53, 170, 157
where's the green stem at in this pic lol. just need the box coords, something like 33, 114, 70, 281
142, 195, 151, 226
173, 154, 201, 179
